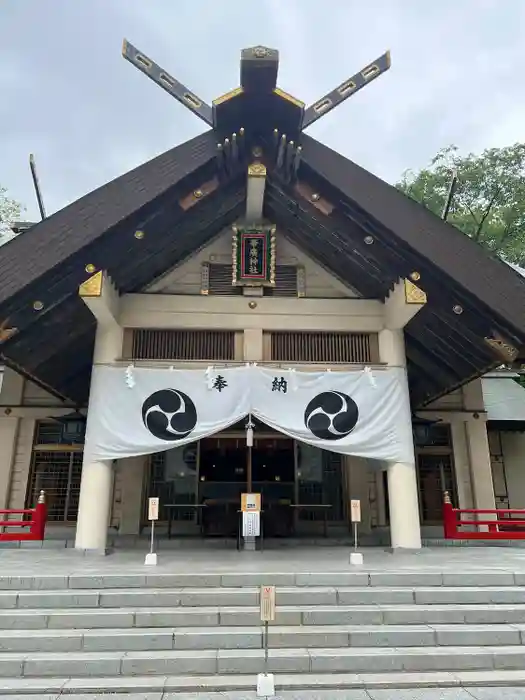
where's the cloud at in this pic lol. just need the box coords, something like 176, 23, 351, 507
1, 0, 524, 220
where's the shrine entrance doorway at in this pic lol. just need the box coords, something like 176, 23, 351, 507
142, 419, 346, 539
199, 434, 295, 537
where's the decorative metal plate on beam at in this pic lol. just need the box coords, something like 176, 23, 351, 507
294, 182, 334, 215
404, 279, 427, 304
0, 319, 17, 345
484, 332, 519, 362
79, 271, 103, 298
179, 178, 220, 211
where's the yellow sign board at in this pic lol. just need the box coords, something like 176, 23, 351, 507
241, 493, 261, 512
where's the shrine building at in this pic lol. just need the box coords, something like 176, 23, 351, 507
2, 43, 525, 553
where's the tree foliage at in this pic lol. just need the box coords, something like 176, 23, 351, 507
0, 185, 23, 240
397, 143, 525, 265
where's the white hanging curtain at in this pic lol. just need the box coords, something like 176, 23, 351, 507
86, 365, 414, 464
86, 366, 251, 462
250, 366, 413, 463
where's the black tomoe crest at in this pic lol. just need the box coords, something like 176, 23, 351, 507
304, 391, 358, 440
142, 389, 197, 441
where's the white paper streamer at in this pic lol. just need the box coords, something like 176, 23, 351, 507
125, 365, 135, 389
364, 366, 377, 388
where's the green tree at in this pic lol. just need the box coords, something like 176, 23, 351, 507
397, 143, 525, 265
0, 186, 23, 240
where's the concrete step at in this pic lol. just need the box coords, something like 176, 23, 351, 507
0, 569, 521, 590
2, 585, 525, 610
4, 669, 525, 694
0, 623, 523, 653
0, 645, 523, 677
1, 602, 525, 629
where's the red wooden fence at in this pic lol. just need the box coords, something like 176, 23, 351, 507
443, 491, 525, 540
0, 490, 48, 542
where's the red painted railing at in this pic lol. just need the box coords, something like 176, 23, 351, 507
443, 491, 525, 540
0, 490, 47, 542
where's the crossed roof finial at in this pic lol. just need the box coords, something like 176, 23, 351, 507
122, 40, 390, 137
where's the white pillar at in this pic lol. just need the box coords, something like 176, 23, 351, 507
74, 459, 114, 550
378, 328, 422, 550
75, 322, 123, 552
450, 421, 474, 510
465, 418, 496, 523
450, 421, 476, 529
387, 462, 422, 549
462, 379, 496, 531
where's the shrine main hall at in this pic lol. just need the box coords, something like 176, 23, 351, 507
2, 43, 525, 553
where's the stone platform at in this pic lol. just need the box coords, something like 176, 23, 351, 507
0, 546, 524, 698
3, 543, 525, 572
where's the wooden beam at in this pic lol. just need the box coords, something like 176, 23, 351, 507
408, 322, 481, 378
405, 336, 462, 387
0, 406, 77, 419
265, 181, 391, 297
79, 270, 120, 327
122, 39, 213, 126
118, 185, 246, 293
384, 279, 426, 329
0, 165, 221, 344
339, 197, 525, 347
246, 163, 267, 221
423, 310, 495, 366
303, 50, 391, 129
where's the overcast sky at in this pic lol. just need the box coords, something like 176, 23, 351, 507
1, 0, 524, 221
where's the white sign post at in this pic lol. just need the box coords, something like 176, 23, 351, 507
145, 497, 159, 566
349, 499, 363, 567
241, 493, 261, 547
257, 585, 276, 697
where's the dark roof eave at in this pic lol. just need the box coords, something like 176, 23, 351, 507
300, 134, 525, 337
0, 130, 218, 305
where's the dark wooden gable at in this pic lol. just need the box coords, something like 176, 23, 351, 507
2, 48, 525, 408
296, 135, 525, 405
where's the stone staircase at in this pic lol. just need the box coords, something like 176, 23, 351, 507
1, 568, 525, 695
